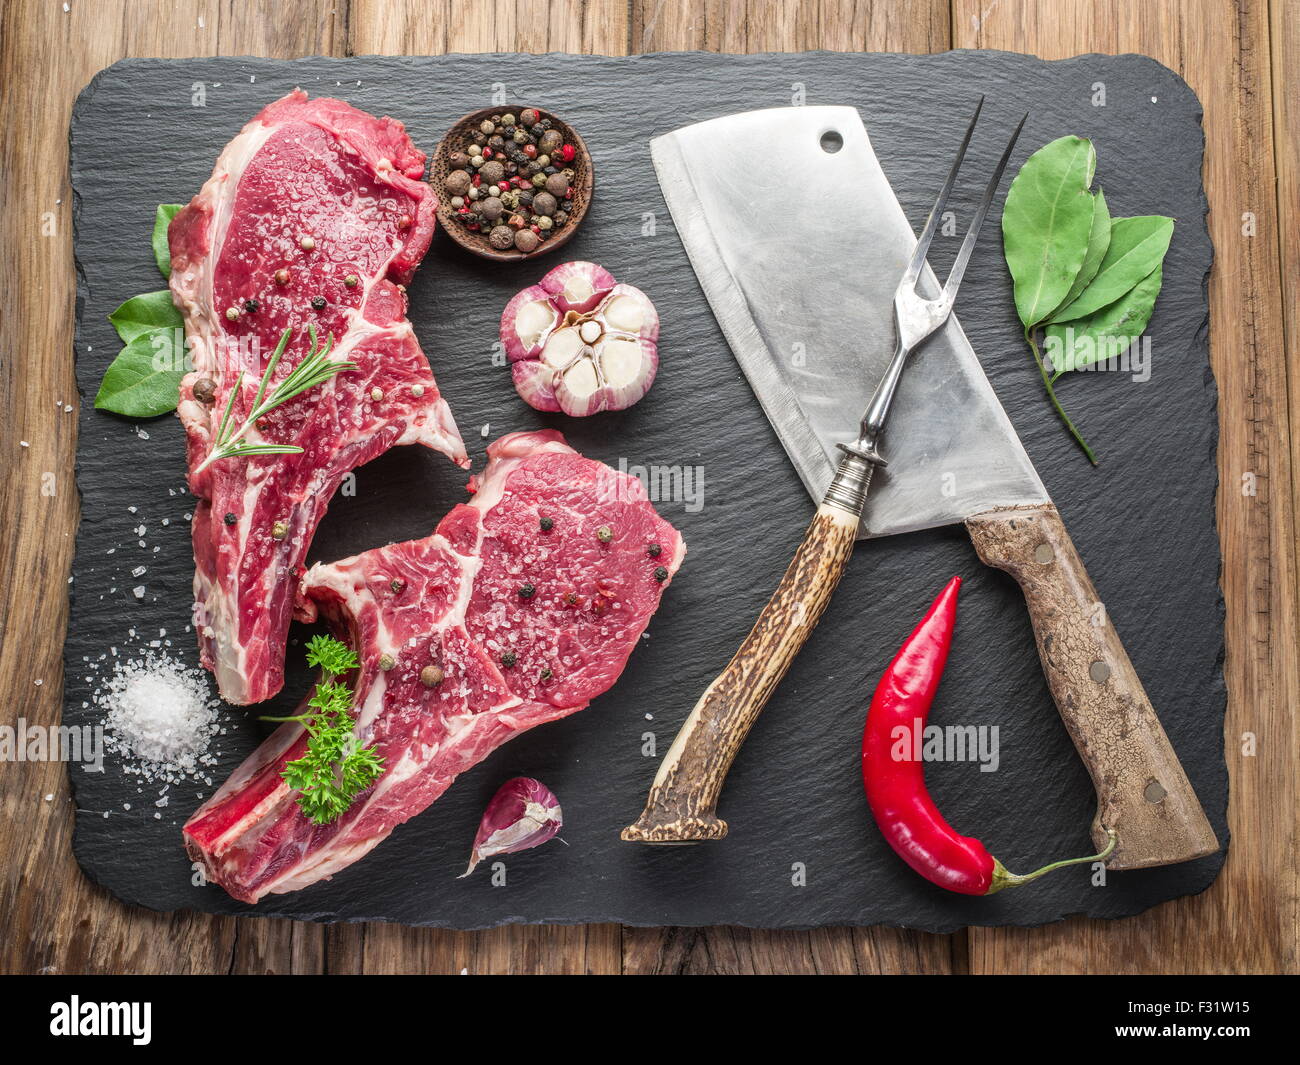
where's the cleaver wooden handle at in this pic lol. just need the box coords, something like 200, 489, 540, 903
965, 503, 1218, 870
622, 501, 860, 843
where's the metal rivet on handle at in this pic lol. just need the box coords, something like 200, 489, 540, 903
1144, 779, 1167, 804
1033, 542, 1055, 564
1089, 660, 1111, 682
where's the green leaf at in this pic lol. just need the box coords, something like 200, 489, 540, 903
1001, 135, 1099, 328
1047, 215, 1174, 323
305, 634, 361, 677
93, 331, 186, 417
274, 633, 384, 824
1042, 264, 1163, 375
152, 204, 183, 278
1048, 188, 1111, 319
107, 290, 183, 344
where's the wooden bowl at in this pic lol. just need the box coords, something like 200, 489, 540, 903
430, 106, 593, 262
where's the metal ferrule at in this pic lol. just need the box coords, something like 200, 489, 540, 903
823, 446, 882, 515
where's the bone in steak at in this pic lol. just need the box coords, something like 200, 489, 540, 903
169, 91, 467, 706
183, 430, 685, 902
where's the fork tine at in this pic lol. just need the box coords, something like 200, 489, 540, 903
901, 95, 985, 288
941, 111, 1028, 302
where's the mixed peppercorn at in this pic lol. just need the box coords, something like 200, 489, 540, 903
443, 108, 579, 254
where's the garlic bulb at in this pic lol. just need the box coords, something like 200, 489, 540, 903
501, 261, 660, 416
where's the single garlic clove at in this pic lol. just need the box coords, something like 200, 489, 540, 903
595, 335, 659, 412
460, 777, 562, 878
510, 359, 563, 412
538, 260, 616, 314
578, 319, 602, 344
541, 325, 585, 369
557, 357, 603, 417
500, 284, 560, 362
595, 283, 660, 343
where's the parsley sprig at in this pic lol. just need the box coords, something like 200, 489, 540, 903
261, 634, 384, 825
194, 324, 354, 474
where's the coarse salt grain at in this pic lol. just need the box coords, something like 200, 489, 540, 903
98, 654, 222, 785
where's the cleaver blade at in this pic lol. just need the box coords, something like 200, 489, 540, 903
651, 105, 1047, 538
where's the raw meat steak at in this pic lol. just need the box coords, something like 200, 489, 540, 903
183, 430, 685, 903
169, 91, 467, 706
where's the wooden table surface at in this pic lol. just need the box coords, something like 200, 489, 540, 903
1, 0, 1295, 975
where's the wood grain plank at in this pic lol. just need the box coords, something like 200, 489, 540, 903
0, 0, 343, 977
621, 0, 956, 977
347, 0, 630, 56
320, 922, 621, 974
1273, 0, 1300, 975
342, 0, 630, 976
953, 0, 1298, 974
633, 0, 948, 53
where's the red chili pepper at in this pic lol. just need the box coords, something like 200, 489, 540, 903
861, 576, 1117, 895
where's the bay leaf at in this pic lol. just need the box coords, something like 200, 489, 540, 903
152, 203, 183, 278
93, 330, 187, 417
107, 289, 183, 344
1001, 135, 1098, 329
1049, 187, 1110, 319
1042, 264, 1163, 375
1047, 214, 1173, 323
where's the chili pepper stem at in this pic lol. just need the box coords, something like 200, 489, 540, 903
987, 829, 1118, 894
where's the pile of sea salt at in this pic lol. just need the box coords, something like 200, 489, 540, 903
98, 654, 223, 785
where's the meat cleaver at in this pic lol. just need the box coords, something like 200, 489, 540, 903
623, 106, 1217, 870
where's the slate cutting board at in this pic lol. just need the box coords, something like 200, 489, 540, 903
66, 51, 1226, 931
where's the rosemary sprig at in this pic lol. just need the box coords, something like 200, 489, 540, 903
260, 634, 385, 825
194, 324, 354, 474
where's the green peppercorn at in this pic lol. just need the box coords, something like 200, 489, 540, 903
647, 542, 663, 558
539, 516, 554, 531
539, 667, 553, 681
344, 274, 359, 288
654, 566, 669, 582
518, 583, 536, 600
597, 525, 613, 543
500, 651, 517, 668
390, 578, 405, 593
